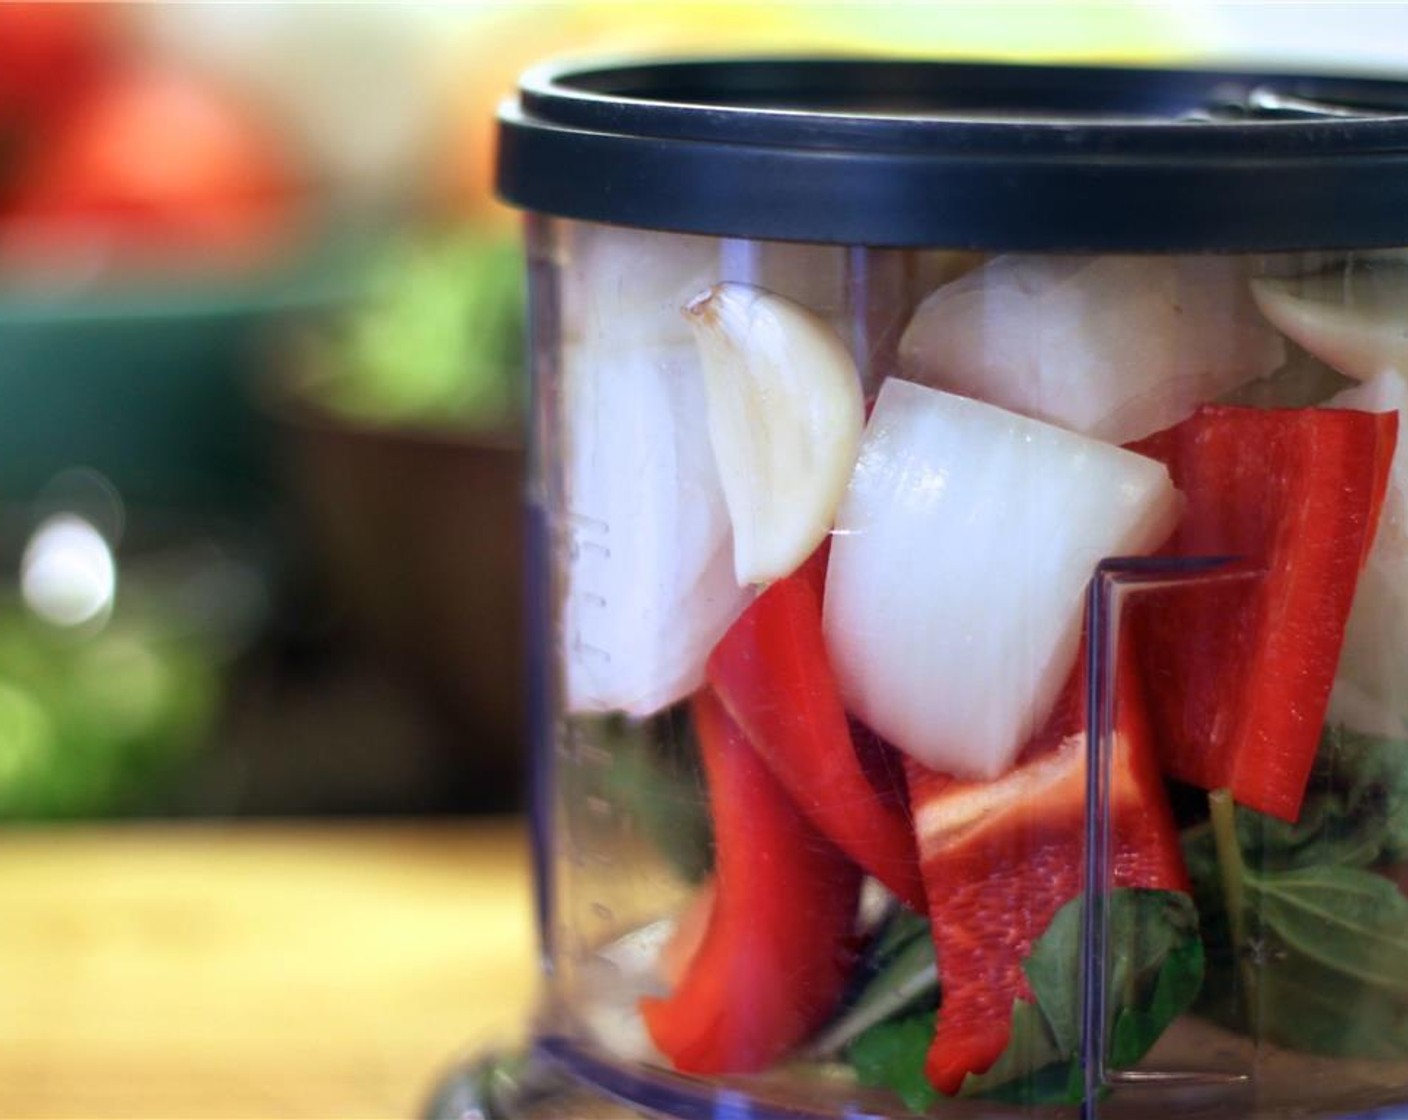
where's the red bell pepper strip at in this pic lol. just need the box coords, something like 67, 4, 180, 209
908, 647, 1187, 1095
1127, 405, 1397, 822
640, 689, 861, 1074
707, 569, 927, 911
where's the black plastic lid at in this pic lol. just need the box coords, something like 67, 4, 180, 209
496, 57, 1408, 252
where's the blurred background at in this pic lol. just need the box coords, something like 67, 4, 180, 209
2, 0, 1404, 828
0, 0, 1218, 830
0, 3, 1403, 1118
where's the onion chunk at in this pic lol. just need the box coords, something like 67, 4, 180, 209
823, 378, 1181, 779
560, 228, 749, 717
899, 254, 1284, 444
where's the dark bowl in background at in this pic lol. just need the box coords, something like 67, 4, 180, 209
269, 383, 527, 803
0, 237, 367, 517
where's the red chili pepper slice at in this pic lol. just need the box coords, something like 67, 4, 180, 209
707, 568, 926, 910
640, 688, 861, 1074
1128, 405, 1398, 822
908, 647, 1187, 1094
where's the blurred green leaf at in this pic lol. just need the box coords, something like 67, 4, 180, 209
0, 605, 219, 820
312, 229, 526, 430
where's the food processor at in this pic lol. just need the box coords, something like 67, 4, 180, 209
431, 58, 1408, 1119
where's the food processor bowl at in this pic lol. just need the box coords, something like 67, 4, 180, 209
437, 58, 1408, 1120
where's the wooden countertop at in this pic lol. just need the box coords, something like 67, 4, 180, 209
0, 819, 537, 1120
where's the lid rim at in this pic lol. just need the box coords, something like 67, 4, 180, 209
517, 55, 1408, 151
497, 56, 1408, 250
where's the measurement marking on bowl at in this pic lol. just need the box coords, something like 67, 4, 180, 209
571, 637, 612, 664
566, 507, 612, 568
566, 511, 611, 535
570, 539, 612, 561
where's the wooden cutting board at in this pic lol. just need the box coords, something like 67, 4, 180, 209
0, 820, 537, 1119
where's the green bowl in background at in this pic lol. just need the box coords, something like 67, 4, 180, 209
0, 237, 374, 819
0, 237, 370, 517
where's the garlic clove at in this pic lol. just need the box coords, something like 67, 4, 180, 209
718, 240, 920, 392
686, 282, 864, 586
1252, 264, 1408, 382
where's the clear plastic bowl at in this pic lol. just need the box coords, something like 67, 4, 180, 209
497, 59, 1408, 1120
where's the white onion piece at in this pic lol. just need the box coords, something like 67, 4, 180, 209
1325, 371, 1408, 735
823, 378, 1180, 779
561, 336, 749, 717
898, 254, 1284, 444
557, 223, 746, 715
560, 223, 720, 347
1252, 265, 1408, 382
686, 283, 864, 585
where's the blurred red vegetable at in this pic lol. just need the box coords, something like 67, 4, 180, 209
0, 3, 116, 142
1, 64, 304, 273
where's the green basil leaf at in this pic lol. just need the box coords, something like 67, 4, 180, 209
1327, 726, 1408, 865
849, 1000, 1079, 1109
967, 891, 1201, 1102
847, 1013, 940, 1112
1250, 944, 1408, 1059
1108, 931, 1205, 1068
867, 907, 931, 968
1021, 894, 1083, 1056
1186, 726, 1408, 877
959, 1000, 1071, 1104
1024, 890, 1203, 1063
1246, 865, 1408, 996
1187, 755, 1408, 1060
592, 709, 713, 883
842, 890, 1202, 1106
